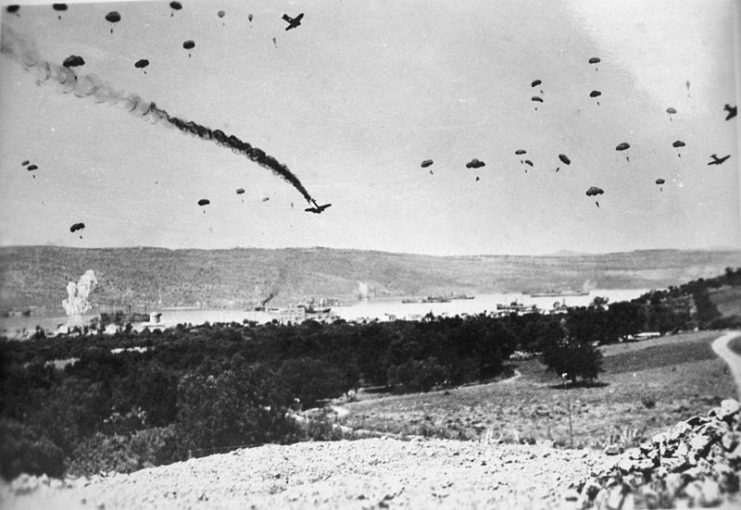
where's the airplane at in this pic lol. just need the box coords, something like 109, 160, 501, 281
707, 154, 731, 166
305, 202, 331, 214
282, 13, 304, 30
725, 104, 737, 121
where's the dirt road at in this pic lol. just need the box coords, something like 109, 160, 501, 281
712, 330, 741, 398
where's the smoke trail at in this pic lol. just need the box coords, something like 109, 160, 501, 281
62, 269, 98, 316
1, 27, 317, 205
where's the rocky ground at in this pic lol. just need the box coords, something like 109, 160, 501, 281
1, 437, 610, 510
2, 400, 740, 510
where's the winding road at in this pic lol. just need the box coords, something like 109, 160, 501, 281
712, 330, 741, 398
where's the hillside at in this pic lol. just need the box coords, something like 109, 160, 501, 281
1, 246, 739, 315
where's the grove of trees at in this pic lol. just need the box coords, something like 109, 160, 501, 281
1, 267, 737, 480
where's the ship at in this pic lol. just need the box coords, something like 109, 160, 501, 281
529, 289, 590, 298
421, 296, 451, 303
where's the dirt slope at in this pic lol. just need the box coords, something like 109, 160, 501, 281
1, 438, 610, 510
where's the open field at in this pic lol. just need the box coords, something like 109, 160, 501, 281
341, 331, 736, 448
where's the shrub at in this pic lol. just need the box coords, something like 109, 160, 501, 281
175, 362, 297, 456
68, 426, 178, 476
0, 418, 65, 480
641, 396, 656, 409
387, 357, 449, 393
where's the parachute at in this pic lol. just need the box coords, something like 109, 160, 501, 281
183, 40, 196, 58
672, 140, 685, 158
531, 79, 542, 88
655, 178, 665, 185
531, 96, 544, 103
585, 186, 604, 197
588, 57, 600, 64
615, 142, 631, 161
515, 150, 526, 155
105, 11, 121, 33
197, 198, 210, 206
21, 160, 29, 166
524, 160, 533, 167
169, 1, 182, 10
558, 154, 571, 165
236, 188, 245, 195
6, 5, 19, 14
52, 3, 67, 20
134, 59, 149, 69
27, 164, 38, 171
248, 14, 253, 22
589, 90, 601, 98
420, 159, 433, 168
218, 10, 226, 18
70, 222, 85, 233
465, 158, 485, 169
63, 55, 85, 68
666, 107, 677, 121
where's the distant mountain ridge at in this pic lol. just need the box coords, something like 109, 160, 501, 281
1, 246, 739, 315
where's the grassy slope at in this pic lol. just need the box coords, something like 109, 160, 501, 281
708, 286, 741, 317
342, 331, 736, 449
2, 246, 740, 313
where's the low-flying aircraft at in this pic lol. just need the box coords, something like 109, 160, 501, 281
725, 104, 737, 121
305, 202, 331, 214
707, 154, 731, 166
282, 13, 304, 30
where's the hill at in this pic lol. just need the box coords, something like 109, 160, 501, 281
1, 246, 739, 315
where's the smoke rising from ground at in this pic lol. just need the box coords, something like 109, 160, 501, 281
62, 269, 97, 316
1, 27, 317, 205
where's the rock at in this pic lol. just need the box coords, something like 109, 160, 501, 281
664, 473, 685, 498
563, 488, 579, 501
721, 432, 740, 452
689, 433, 714, 457
684, 481, 703, 506
717, 399, 740, 421
604, 445, 622, 456
638, 487, 659, 509
698, 480, 721, 507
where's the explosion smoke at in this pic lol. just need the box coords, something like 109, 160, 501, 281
0, 27, 317, 205
357, 281, 369, 301
62, 269, 97, 316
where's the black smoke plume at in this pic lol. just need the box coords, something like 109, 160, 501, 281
1, 27, 317, 205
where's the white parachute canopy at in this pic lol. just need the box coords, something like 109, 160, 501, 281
62, 270, 98, 315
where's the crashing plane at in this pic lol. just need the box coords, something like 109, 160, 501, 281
305, 202, 331, 214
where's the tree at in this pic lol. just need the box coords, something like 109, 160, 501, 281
176, 362, 296, 456
542, 338, 603, 385
605, 301, 645, 342
277, 357, 350, 409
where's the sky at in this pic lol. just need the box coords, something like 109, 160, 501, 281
0, 0, 739, 256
